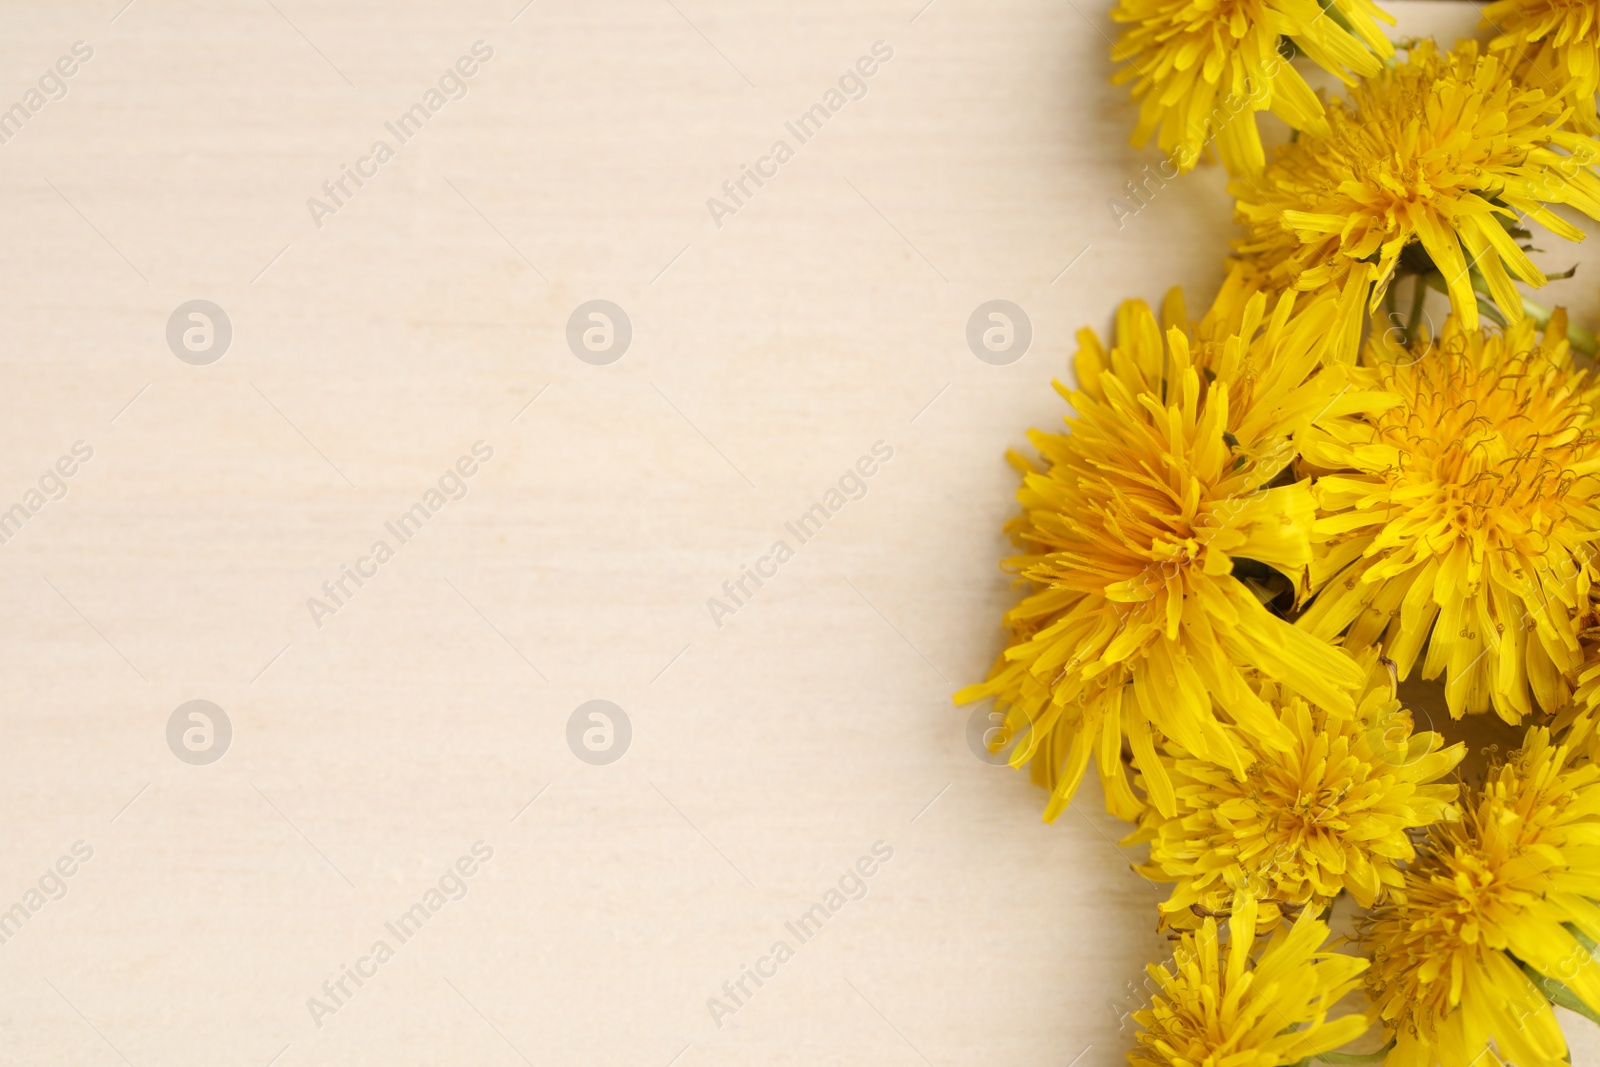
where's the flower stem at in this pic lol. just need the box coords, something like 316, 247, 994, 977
1404, 275, 1427, 342
1317, 1040, 1397, 1066
1457, 269, 1600, 356
1520, 294, 1599, 357
1475, 294, 1509, 329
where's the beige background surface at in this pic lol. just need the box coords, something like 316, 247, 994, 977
0, 1, 1597, 1064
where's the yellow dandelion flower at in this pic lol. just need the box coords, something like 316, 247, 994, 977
1129, 667, 1463, 931
1299, 309, 1600, 721
956, 284, 1367, 823
1486, 0, 1600, 135
1110, 0, 1395, 178
1130, 896, 1370, 1067
1231, 38, 1600, 338
1361, 726, 1600, 1067
1566, 601, 1600, 744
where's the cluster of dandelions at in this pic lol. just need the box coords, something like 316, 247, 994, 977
958, 4, 1600, 1065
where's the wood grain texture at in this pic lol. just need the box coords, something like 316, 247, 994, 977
0, 1, 1595, 1064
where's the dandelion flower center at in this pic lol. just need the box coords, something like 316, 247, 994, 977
1131, 897, 1370, 1067
957, 285, 1366, 822
1371, 339, 1594, 534
1132, 676, 1461, 929
1111, 0, 1395, 177
1231, 39, 1600, 336
1301, 313, 1600, 719
1361, 728, 1600, 1067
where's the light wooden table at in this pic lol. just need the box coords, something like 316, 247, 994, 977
0, 1, 1595, 1064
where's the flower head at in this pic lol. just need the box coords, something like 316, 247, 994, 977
1231, 39, 1600, 337
1111, 0, 1394, 177
1299, 309, 1600, 720
1486, 0, 1600, 135
1130, 896, 1370, 1067
957, 283, 1367, 822
1361, 726, 1600, 1067
1130, 667, 1463, 931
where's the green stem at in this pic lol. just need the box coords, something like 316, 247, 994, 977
1459, 270, 1599, 356
1476, 293, 1509, 329
1521, 293, 1599, 357
1403, 275, 1426, 342
1317, 1040, 1396, 1065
